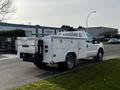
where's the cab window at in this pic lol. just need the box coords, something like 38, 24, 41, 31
86, 32, 93, 42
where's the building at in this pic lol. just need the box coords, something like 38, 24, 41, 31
0, 22, 62, 37
0, 22, 62, 52
79, 27, 118, 39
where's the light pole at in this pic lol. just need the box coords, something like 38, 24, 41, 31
86, 11, 96, 31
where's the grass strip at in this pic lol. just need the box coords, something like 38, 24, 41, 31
14, 58, 120, 90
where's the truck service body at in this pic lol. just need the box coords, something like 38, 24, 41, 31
17, 31, 104, 70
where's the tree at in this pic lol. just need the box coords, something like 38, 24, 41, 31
77, 26, 85, 29
61, 25, 75, 31
0, 0, 15, 22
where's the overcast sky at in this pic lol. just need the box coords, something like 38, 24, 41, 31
7, 0, 120, 32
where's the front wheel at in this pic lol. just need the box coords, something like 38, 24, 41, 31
58, 54, 76, 71
93, 50, 104, 62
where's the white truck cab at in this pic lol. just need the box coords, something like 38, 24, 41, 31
17, 31, 104, 70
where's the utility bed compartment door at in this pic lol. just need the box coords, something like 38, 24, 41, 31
78, 39, 87, 58
52, 37, 78, 62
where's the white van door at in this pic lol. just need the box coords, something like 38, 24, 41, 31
86, 33, 98, 57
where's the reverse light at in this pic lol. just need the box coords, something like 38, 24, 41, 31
45, 45, 48, 53
45, 45, 48, 48
45, 50, 48, 53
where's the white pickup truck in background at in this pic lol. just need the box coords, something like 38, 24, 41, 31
17, 31, 104, 70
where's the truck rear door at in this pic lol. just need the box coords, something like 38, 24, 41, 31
17, 37, 37, 54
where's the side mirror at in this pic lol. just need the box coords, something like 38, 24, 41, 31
92, 38, 100, 44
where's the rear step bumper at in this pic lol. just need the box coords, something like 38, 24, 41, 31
20, 53, 34, 62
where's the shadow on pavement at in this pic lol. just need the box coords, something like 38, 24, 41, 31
35, 59, 98, 79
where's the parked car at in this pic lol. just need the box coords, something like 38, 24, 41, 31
107, 38, 120, 44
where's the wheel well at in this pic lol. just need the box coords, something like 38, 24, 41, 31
67, 52, 77, 60
98, 48, 104, 55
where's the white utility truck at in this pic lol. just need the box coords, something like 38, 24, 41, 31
17, 31, 104, 70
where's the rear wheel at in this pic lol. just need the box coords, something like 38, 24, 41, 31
23, 58, 33, 62
93, 49, 104, 62
33, 54, 47, 68
58, 53, 76, 71
34, 61, 47, 68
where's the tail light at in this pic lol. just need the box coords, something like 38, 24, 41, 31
45, 45, 48, 53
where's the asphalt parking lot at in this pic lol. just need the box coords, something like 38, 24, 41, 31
104, 44, 120, 56
0, 44, 120, 90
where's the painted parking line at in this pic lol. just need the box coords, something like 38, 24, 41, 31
0, 54, 17, 61
0, 57, 17, 61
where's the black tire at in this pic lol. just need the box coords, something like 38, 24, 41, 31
23, 58, 27, 61
58, 54, 76, 71
34, 61, 47, 68
93, 49, 104, 62
33, 54, 47, 68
